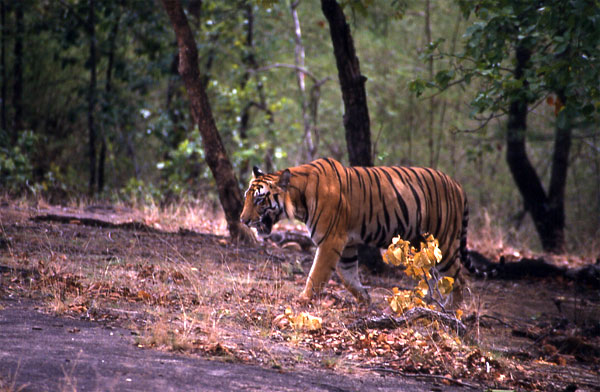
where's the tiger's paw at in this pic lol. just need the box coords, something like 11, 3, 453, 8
297, 290, 313, 306
353, 288, 371, 306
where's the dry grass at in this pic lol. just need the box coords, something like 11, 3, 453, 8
0, 364, 27, 392
136, 199, 228, 236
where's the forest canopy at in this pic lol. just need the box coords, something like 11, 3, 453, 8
1, 0, 599, 253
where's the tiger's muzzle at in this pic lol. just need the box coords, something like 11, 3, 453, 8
241, 214, 274, 235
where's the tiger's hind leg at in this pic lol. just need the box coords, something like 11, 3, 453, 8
443, 263, 469, 310
336, 246, 371, 304
437, 245, 467, 310
448, 268, 466, 310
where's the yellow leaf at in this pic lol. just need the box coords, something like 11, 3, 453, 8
414, 287, 427, 298
382, 250, 394, 265
433, 246, 442, 262
426, 245, 443, 264
392, 247, 407, 266
291, 312, 322, 331
404, 265, 419, 279
438, 276, 454, 295
416, 280, 429, 297
413, 251, 427, 268
455, 309, 463, 320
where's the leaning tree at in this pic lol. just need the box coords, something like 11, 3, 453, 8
161, 0, 254, 243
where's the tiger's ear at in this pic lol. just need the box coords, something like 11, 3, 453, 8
277, 169, 291, 191
253, 166, 265, 178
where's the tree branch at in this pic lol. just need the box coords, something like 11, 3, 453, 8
250, 63, 320, 84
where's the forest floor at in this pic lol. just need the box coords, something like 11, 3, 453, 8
0, 201, 599, 392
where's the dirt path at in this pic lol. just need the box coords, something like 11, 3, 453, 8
0, 298, 465, 392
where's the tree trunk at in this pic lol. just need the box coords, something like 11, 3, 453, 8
238, 2, 274, 178
161, 0, 254, 243
321, 0, 383, 271
99, 5, 121, 193
546, 90, 570, 252
291, 0, 316, 161
87, 0, 97, 196
506, 45, 568, 253
424, 0, 436, 168
1, 0, 6, 133
321, 0, 372, 167
12, 0, 23, 138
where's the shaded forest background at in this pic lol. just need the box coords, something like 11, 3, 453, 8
1, 0, 599, 256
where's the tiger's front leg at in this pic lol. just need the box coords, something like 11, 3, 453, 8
336, 246, 371, 304
299, 237, 345, 303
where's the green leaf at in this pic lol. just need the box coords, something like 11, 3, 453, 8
434, 69, 455, 89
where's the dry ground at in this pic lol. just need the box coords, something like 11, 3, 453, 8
0, 201, 598, 391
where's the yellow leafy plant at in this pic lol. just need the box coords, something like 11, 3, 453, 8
383, 234, 454, 314
273, 307, 322, 332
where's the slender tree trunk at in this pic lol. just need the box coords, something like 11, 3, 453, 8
321, 0, 372, 167
12, 0, 23, 139
161, 0, 254, 243
506, 45, 568, 253
166, 52, 187, 150
98, 6, 121, 193
424, 0, 436, 168
1, 0, 6, 133
291, 0, 316, 161
546, 90, 570, 251
238, 2, 274, 176
87, 0, 97, 196
238, 2, 252, 179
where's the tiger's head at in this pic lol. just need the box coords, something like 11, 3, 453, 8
240, 166, 294, 235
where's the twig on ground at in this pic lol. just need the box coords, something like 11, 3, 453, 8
464, 313, 514, 328
365, 366, 482, 389
349, 307, 467, 336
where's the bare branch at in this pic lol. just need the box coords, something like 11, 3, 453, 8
250, 63, 320, 84
365, 367, 482, 390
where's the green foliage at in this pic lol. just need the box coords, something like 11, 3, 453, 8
424, 0, 600, 124
119, 177, 163, 205
0, 130, 36, 192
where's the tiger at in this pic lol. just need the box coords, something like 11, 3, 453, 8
240, 157, 471, 306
